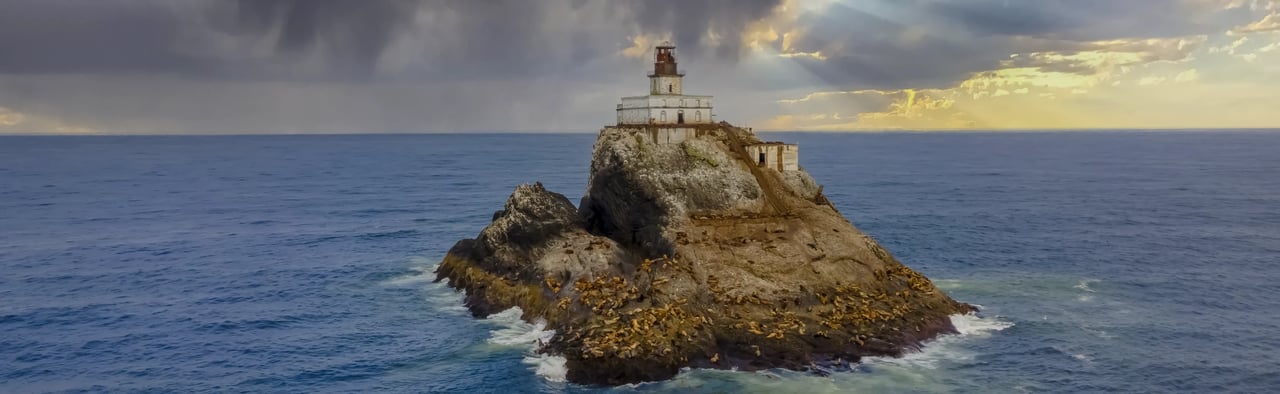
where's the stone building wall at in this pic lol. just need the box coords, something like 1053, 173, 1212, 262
745, 143, 800, 172
650, 76, 683, 95
616, 95, 714, 126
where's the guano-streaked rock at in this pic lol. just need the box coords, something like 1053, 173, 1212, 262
436, 124, 974, 385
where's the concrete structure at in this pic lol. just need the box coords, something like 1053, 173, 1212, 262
746, 143, 800, 172
617, 42, 714, 126
608, 41, 800, 172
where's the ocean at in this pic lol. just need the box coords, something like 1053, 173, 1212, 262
2, 131, 1278, 393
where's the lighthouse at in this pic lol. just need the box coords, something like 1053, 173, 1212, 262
617, 42, 714, 126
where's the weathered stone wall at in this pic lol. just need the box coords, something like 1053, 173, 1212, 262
616, 95, 714, 126
745, 143, 800, 172
781, 144, 799, 171
650, 75, 683, 95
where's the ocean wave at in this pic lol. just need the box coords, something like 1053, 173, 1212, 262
404, 255, 570, 382
391, 257, 470, 314
484, 308, 554, 346
950, 312, 1015, 337
483, 307, 567, 382
524, 353, 568, 383
868, 312, 1013, 370
382, 257, 439, 287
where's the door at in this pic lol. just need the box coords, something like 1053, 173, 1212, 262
677, 111, 685, 124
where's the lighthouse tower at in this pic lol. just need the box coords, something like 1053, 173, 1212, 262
617, 42, 714, 126
650, 43, 683, 95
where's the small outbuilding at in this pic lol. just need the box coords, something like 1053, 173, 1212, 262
745, 143, 799, 172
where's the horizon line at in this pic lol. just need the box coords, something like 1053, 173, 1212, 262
3, 127, 1280, 136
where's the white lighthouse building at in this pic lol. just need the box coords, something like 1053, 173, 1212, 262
608, 41, 798, 171
617, 42, 714, 126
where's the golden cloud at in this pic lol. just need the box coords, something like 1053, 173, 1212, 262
1233, 13, 1280, 33
778, 50, 826, 60
0, 106, 26, 126
0, 105, 98, 134
621, 35, 661, 59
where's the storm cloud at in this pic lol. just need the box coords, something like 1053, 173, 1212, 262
0, 0, 783, 80
0, 0, 1273, 133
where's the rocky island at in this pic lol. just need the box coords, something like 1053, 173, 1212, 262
435, 42, 974, 385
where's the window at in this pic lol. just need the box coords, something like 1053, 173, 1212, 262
661, 111, 667, 122
668, 84, 673, 93
695, 111, 701, 122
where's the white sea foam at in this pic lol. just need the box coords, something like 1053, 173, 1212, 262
523, 353, 568, 382
485, 308, 555, 346
1073, 353, 1093, 363
1074, 279, 1101, 302
484, 307, 568, 382
950, 312, 1015, 336
383, 269, 432, 286
383, 256, 440, 286
425, 289, 468, 313
1073, 278, 1100, 293
386, 257, 468, 313
398, 257, 570, 382
868, 313, 1014, 370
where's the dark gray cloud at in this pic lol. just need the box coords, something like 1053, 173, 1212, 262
0, 0, 1263, 133
0, 0, 788, 133
0, 0, 782, 81
225, 0, 417, 54
0, 1, 201, 75
609, 0, 783, 58
776, 4, 1014, 89
926, 0, 1077, 36
772, 0, 1250, 90
920, 0, 1251, 40
213, 0, 420, 75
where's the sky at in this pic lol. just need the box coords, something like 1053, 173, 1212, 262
1, 0, 1278, 134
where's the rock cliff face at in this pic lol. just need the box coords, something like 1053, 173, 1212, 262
436, 124, 974, 385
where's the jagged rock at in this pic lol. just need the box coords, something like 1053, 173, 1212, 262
579, 130, 763, 253
436, 124, 974, 385
440, 182, 627, 317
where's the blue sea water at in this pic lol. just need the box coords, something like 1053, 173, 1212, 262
2, 131, 1279, 393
